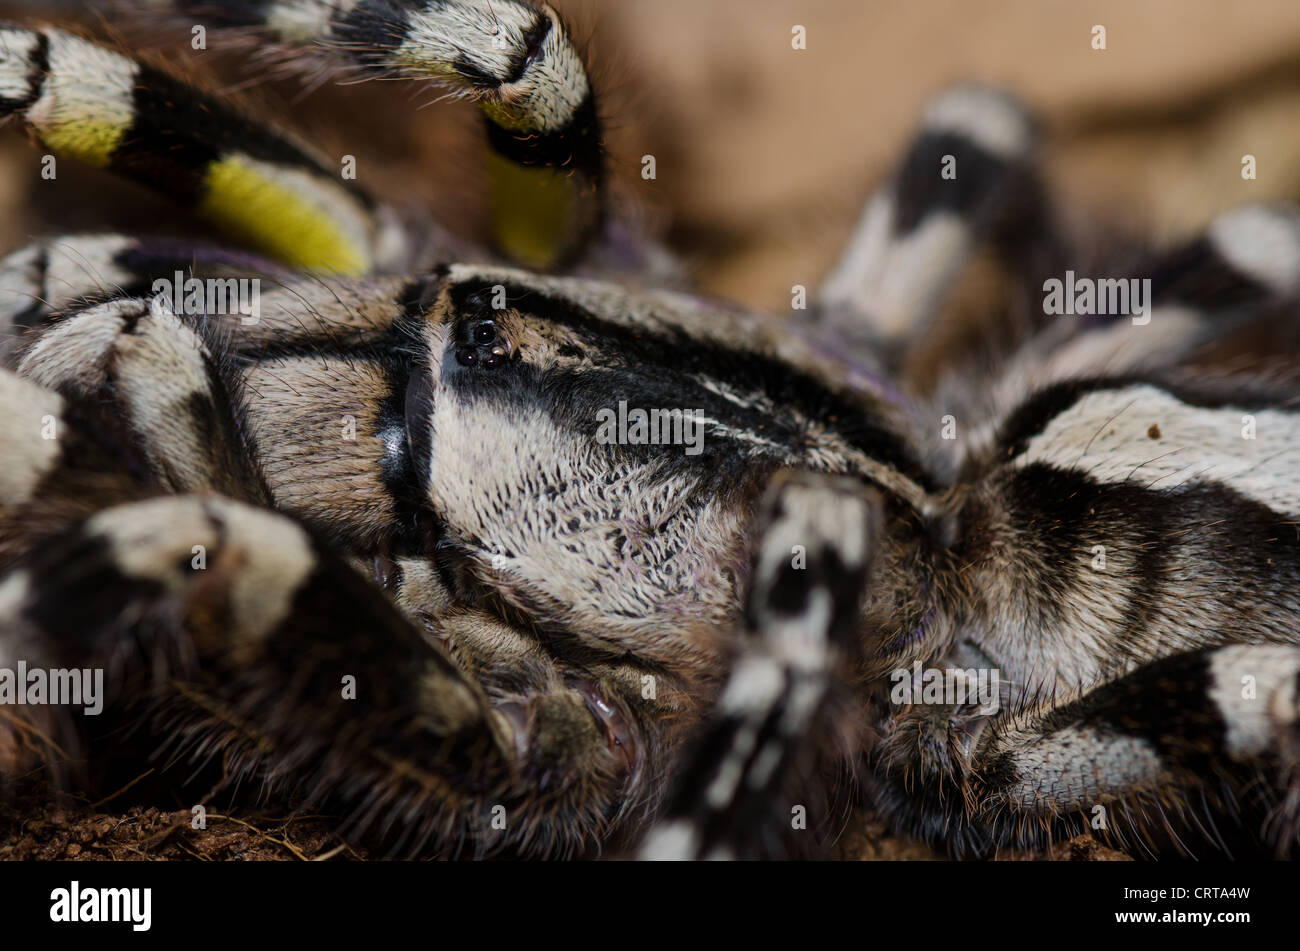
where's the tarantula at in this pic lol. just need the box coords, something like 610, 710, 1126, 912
0, 0, 1298, 861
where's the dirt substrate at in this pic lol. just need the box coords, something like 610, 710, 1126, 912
1, 779, 1132, 862
0, 780, 365, 862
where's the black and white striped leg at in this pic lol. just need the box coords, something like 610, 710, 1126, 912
0, 492, 667, 856
6, 268, 452, 554
638, 472, 879, 860
872, 645, 1300, 857
0, 26, 406, 274
817, 85, 1048, 367
1013, 202, 1300, 387
0, 234, 306, 358
0, 368, 163, 574
0, 233, 424, 358
132, 0, 604, 270
12, 294, 267, 501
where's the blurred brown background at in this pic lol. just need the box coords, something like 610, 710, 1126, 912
598, 0, 1300, 308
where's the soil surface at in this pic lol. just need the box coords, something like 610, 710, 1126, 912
0, 779, 365, 862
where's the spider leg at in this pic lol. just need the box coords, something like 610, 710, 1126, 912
0, 368, 162, 574
638, 471, 878, 859
0, 482, 684, 856
1007, 203, 1300, 388
2, 259, 443, 528
4, 267, 467, 563
0, 233, 312, 361
872, 645, 1300, 857
132, 0, 603, 270
0, 26, 407, 274
12, 294, 269, 501
0, 235, 426, 351
816, 84, 1050, 369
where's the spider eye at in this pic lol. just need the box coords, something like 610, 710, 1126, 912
451, 319, 509, 370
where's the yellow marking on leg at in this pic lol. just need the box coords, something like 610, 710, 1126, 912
487, 153, 593, 270
36, 117, 127, 168
481, 99, 541, 134
27, 31, 137, 167
198, 154, 372, 275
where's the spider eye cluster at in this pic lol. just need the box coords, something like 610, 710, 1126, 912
452, 289, 512, 368
453, 318, 510, 368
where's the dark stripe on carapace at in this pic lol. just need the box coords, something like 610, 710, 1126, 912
446, 280, 933, 492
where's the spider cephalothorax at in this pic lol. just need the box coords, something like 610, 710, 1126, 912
1, 0, 1299, 861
